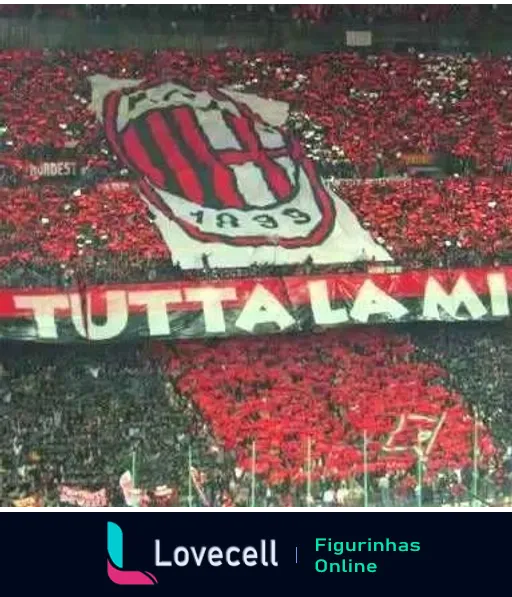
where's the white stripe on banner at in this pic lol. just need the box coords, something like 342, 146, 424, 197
274, 156, 296, 185
254, 122, 286, 149
195, 110, 241, 150
229, 163, 276, 207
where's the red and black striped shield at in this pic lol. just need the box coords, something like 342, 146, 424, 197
103, 81, 336, 248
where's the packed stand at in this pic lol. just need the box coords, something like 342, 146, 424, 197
0, 5, 504, 24
4, 50, 512, 175
2, 48, 512, 283
0, 324, 511, 507
1, 7, 512, 512
0, 342, 232, 507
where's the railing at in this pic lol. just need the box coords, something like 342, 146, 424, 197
4, 452, 510, 507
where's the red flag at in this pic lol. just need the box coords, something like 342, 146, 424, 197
59, 485, 108, 507
13, 494, 43, 507
382, 413, 447, 457
154, 486, 178, 507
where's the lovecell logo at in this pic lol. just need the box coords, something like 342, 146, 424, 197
107, 522, 158, 585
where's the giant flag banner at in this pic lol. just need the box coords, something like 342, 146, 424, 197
1, 266, 511, 342
89, 75, 391, 269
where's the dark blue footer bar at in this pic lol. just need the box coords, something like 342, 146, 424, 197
0, 512, 506, 593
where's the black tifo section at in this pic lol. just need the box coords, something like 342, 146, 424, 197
408, 321, 512, 446
0, 340, 225, 495
0, 512, 507, 593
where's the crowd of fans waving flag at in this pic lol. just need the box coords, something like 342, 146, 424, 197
1, 7, 512, 506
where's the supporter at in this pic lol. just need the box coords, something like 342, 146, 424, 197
3, 49, 512, 278
0, 324, 508, 507
1, 5, 504, 25
0, 342, 236, 506
1, 8, 512, 510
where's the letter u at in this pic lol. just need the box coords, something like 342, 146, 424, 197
70, 291, 128, 340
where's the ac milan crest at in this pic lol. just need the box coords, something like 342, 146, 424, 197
89, 75, 391, 269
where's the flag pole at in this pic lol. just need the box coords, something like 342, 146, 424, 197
307, 437, 312, 507
363, 430, 369, 507
188, 445, 193, 508
131, 449, 137, 490
251, 441, 256, 508
417, 439, 423, 508
472, 410, 479, 507
130, 448, 139, 508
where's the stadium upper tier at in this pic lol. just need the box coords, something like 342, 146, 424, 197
0, 4, 504, 23
2, 50, 512, 280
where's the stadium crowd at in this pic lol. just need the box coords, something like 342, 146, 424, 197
1, 8, 512, 508
0, 4, 504, 24
0, 324, 511, 507
3, 49, 512, 281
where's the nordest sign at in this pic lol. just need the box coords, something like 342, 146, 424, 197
2, 266, 512, 342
